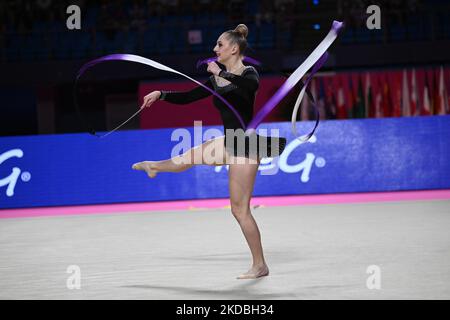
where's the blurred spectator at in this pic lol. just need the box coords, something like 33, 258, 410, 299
229, 0, 245, 20
99, 0, 128, 35
129, 0, 146, 31
275, 0, 294, 12
275, 0, 295, 21
211, 1, 225, 13
256, 0, 274, 24
198, 0, 211, 6
160, 0, 178, 15
387, 0, 405, 26
1, 0, 444, 64
147, 0, 166, 17
408, 0, 419, 13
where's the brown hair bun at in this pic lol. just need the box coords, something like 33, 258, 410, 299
234, 24, 248, 39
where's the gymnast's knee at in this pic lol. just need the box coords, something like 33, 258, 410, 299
170, 154, 194, 171
230, 202, 251, 222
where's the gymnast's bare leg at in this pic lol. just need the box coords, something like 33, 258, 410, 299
132, 136, 268, 279
228, 155, 269, 279
132, 136, 227, 177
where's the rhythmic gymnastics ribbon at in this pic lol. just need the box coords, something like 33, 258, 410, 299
196, 21, 343, 141
196, 55, 323, 142
246, 20, 343, 140
75, 20, 343, 140
74, 55, 261, 138
74, 54, 247, 138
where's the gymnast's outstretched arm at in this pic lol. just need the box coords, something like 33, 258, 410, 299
158, 78, 214, 104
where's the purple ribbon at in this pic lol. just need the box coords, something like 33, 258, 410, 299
197, 21, 343, 140
247, 52, 328, 133
195, 53, 326, 138
75, 53, 248, 130
76, 21, 343, 139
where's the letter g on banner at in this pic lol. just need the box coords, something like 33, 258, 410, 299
0, 149, 24, 197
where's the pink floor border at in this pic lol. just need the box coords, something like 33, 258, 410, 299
1, 189, 450, 219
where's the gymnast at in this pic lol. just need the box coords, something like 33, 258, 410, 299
132, 24, 286, 279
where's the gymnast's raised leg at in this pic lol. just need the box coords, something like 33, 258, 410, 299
132, 137, 269, 279
132, 136, 228, 177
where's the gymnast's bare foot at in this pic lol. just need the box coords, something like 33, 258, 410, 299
132, 161, 158, 178
237, 264, 269, 279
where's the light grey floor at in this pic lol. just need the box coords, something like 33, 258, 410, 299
0, 199, 449, 300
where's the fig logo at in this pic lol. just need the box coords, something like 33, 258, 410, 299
278, 135, 326, 182
0, 149, 30, 197
215, 135, 326, 181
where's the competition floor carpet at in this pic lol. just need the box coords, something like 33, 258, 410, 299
1, 191, 449, 299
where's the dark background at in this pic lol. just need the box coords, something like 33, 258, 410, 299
0, 0, 449, 136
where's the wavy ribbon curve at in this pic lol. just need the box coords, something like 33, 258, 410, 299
75, 21, 343, 140
246, 20, 343, 140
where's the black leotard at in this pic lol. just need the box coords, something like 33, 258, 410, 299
159, 66, 286, 158
160, 66, 259, 131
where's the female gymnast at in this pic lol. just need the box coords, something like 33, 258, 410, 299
132, 24, 286, 279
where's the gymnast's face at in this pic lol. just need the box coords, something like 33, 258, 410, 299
213, 33, 238, 64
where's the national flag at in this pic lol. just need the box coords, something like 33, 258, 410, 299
346, 74, 356, 118
410, 69, 419, 116
390, 72, 402, 117
337, 76, 346, 119
324, 76, 337, 119
354, 75, 366, 118
374, 73, 383, 118
430, 69, 438, 115
446, 68, 450, 112
402, 69, 411, 116
317, 77, 327, 120
382, 74, 391, 117
309, 78, 318, 120
422, 75, 432, 116
365, 73, 372, 118
436, 66, 448, 115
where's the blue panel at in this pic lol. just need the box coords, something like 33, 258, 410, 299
1, 116, 449, 210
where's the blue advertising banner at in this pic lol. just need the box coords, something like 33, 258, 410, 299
1, 116, 449, 210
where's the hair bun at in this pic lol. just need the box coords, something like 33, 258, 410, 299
234, 24, 248, 39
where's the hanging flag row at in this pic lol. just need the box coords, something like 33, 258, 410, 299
297, 66, 450, 120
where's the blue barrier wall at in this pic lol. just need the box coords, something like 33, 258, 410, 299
1, 116, 449, 210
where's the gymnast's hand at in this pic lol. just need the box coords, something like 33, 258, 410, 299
207, 62, 221, 76
141, 91, 161, 109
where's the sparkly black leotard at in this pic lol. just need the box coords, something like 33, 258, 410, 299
159, 66, 286, 158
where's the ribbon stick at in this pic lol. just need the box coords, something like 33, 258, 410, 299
289, 52, 328, 142
246, 20, 344, 141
